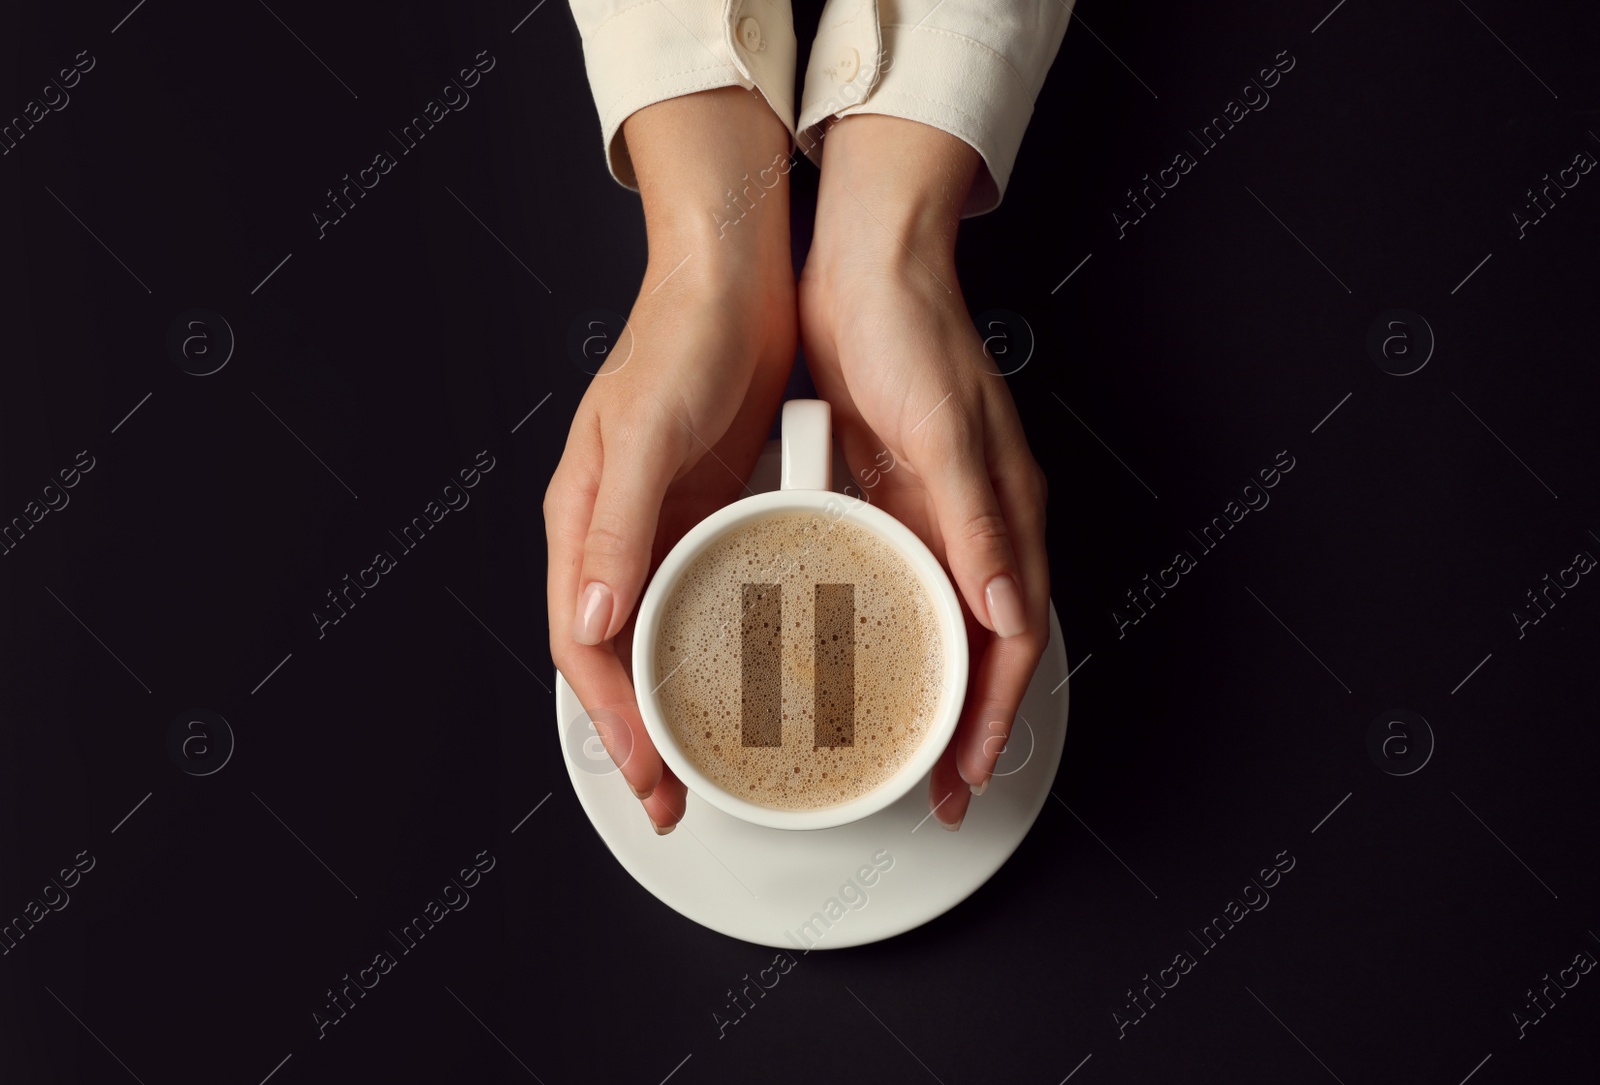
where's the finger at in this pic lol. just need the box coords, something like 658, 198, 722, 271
911, 406, 1028, 641
571, 414, 687, 645
642, 765, 688, 833
956, 460, 1050, 790
547, 452, 665, 800
929, 735, 973, 830
954, 634, 1046, 790
564, 643, 667, 802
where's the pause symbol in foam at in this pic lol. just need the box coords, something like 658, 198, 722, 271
741, 583, 855, 748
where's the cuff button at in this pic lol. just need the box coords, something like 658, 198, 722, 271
836, 46, 860, 82
738, 16, 764, 52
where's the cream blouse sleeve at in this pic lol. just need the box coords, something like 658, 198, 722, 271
566, 0, 799, 190
796, 0, 1074, 217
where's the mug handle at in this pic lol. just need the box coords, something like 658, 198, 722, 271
780, 399, 831, 492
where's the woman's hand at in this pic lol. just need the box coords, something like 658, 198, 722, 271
545, 88, 796, 833
798, 113, 1050, 830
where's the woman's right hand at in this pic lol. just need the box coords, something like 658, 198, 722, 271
543, 87, 797, 833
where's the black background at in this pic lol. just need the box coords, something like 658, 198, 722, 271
3, 0, 1598, 1082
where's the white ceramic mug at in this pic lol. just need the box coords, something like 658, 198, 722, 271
632, 400, 969, 831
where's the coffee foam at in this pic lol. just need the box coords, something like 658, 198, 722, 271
655, 511, 945, 810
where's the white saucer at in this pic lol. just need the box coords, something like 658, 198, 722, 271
555, 442, 1071, 949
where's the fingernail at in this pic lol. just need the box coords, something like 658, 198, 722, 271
630, 782, 654, 801
941, 813, 965, 832
572, 582, 613, 645
984, 574, 1026, 638
650, 817, 676, 836
970, 777, 989, 797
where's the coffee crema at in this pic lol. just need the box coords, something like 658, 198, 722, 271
654, 512, 944, 810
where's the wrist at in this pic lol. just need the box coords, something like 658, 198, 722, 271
626, 87, 794, 262
642, 150, 795, 261
639, 200, 793, 319
809, 113, 979, 277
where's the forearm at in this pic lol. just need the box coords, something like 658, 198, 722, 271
623, 86, 793, 262
809, 113, 981, 279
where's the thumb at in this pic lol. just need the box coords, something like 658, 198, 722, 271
570, 426, 684, 645
917, 427, 1028, 639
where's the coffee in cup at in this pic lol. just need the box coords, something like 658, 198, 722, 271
633, 400, 968, 831
654, 510, 945, 810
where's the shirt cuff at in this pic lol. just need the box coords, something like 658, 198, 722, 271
571, 0, 798, 191
796, 0, 1072, 217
